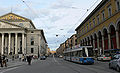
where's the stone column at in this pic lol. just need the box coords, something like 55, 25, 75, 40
1, 33, 4, 55
15, 33, 18, 54
108, 33, 111, 49
24, 35, 27, 54
93, 38, 95, 49
87, 39, 88, 46
97, 37, 100, 56
116, 30, 120, 49
8, 33, 11, 55
89, 38, 92, 46
22, 33, 25, 54
102, 35, 105, 55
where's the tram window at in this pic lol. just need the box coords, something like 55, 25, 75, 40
88, 47, 94, 57
79, 51, 82, 57
83, 48, 87, 57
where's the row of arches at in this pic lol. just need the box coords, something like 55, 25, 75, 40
80, 19, 120, 55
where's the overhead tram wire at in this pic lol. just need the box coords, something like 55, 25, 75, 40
20, 0, 49, 29
67, 0, 100, 33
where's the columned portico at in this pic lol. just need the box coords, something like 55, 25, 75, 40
0, 32, 26, 55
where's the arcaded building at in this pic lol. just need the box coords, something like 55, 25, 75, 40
75, 0, 120, 56
0, 13, 47, 57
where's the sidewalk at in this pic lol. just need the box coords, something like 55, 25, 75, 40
0, 59, 26, 70
0, 59, 39, 70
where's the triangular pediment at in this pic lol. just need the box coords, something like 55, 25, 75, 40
0, 20, 22, 28
0, 13, 30, 22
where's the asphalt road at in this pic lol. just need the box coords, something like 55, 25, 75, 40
0, 57, 119, 73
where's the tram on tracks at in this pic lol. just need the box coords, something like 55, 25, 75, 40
63, 46, 94, 64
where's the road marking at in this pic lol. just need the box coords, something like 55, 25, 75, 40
53, 55, 60, 65
0, 67, 19, 73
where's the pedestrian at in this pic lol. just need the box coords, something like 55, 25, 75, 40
2, 55, 7, 67
0, 55, 3, 67
27, 55, 32, 65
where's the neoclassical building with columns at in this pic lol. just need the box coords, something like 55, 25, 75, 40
0, 13, 47, 58
75, 0, 120, 56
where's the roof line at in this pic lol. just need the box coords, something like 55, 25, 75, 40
0, 12, 36, 29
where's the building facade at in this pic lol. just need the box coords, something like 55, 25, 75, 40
0, 13, 47, 58
56, 42, 65, 56
75, 0, 120, 56
56, 34, 77, 55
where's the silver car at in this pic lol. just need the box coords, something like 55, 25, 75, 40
109, 54, 120, 72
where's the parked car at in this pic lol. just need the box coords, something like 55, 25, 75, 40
97, 55, 111, 61
40, 56, 46, 60
109, 54, 120, 72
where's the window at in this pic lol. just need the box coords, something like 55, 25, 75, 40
108, 5, 112, 17
93, 18, 95, 27
102, 10, 105, 21
82, 28, 83, 33
116, 0, 120, 11
89, 21, 91, 29
31, 41, 34, 45
31, 37, 34, 45
87, 24, 88, 31
31, 31, 34, 33
84, 25, 86, 32
10, 16, 13, 19
31, 48, 34, 53
97, 15, 100, 24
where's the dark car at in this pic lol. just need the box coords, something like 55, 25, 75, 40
109, 54, 120, 72
40, 56, 46, 60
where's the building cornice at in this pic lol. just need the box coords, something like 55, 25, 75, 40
75, 0, 108, 31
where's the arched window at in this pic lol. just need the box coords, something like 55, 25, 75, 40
116, 0, 120, 11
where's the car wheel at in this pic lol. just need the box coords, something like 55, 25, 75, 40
109, 63, 112, 69
116, 66, 120, 72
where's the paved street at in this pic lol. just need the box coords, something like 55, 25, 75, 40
0, 57, 118, 73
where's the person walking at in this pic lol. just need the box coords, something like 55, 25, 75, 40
27, 55, 32, 65
2, 55, 7, 67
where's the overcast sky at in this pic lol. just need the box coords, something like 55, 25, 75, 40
0, 0, 102, 51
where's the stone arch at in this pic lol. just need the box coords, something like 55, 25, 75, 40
109, 24, 117, 49
108, 22, 116, 31
116, 18, 120, 30
98, 31, 102, 49
116, 18, 120, 48
94, 33, 97, 48
87, 36, 90, 46
85, 38, 87, 46
103, 28, 109, 50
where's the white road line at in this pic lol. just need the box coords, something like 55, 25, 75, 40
0, 67, 19, 73
53, 55, 60, 65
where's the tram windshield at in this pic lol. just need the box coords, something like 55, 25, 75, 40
83, 47, 94, 57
